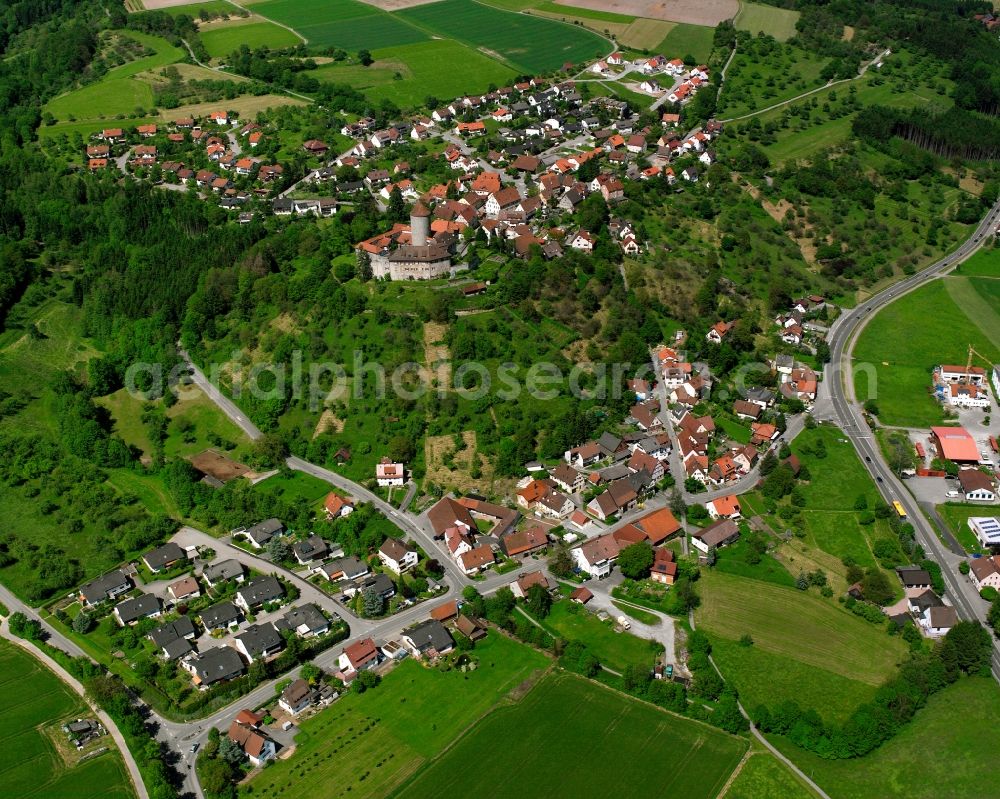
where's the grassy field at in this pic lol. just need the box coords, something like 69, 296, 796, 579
956, 244, 1000, 277
734, 2, 801, 41
200, 19, 301, 57
696, 570, 907, 710
528, 599, 660, 672
45, 31, 183, 122
96, 384, 252, 462
242, 634, 549, 799
0, 640, 135, 799
252, 470, 332, 506
853, 277, 1000, 427
313, 39, 517, 108
709, 636, 882, 725
397, 0, 609, 72
769, 676, 1000, 799
397, 672, 747, 799
724, 751, 817, 799
937, 503, 992, 554
656, 22, 715, 62
249, 0, 428, 50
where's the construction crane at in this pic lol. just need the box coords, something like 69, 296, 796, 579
965, 344, 993, 384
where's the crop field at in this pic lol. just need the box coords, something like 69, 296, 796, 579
250, 0, 428, 50
724, 752, 817, 799
734, 2, 800, 41
397, 673, 747, 799
313, 39, 517, 107
551, 0, 737, 27
770, 676, 1000, 799
0, 640, 134, 799
397, 0, 610, 72
655, 21, 715, 62
853, 277, 1000, 427
200, 20, 301, 57
242, 634, 549, 799
696, 570, 907, 688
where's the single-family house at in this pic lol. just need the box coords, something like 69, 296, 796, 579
324, 493, 355, 518
113, 594, 162, 626
183, 646, 245, 688
571, 532, 622, 578
79, 570, 132, 607
958, 470, 996, 502
707, 495, 742, 520
279, 678, 314, 715
234, 575, 284, 612
650, 548, 677, 585
227, 721, 275, 767
292, 535, 329, 565
199, 601, 242, 631
168, 576, 201, 603
510, 570, 553, 599
969, 555, 1000, 591
142, 542, 186, 573
338, 637, 381, 677
378, 538, 419, 574
459, 545, 496, 575
376, 459, 405, 486
315, 556, 369, 582
500, 526, 549, 558
402, 620, 454, 658
234, 623, 284, 662
275, 604, 330, 638
202, 559, 245, 588
149, 617, 197, 660
243, 518, 284, 549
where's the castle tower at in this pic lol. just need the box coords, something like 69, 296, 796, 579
410, 201, 430, 247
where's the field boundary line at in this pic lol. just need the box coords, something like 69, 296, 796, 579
942, 276, 1000, 351
689, 610, 832, 799
0, 621, 150, 799
222, 0, 307, 44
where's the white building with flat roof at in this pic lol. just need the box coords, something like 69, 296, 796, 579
969, 517, 1000, 548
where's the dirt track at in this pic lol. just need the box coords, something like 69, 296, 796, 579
554, 0, 737, 26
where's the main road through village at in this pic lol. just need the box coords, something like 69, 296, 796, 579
3, 201, 999, 799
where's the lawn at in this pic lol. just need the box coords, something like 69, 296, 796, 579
396, 672, 747, 799
734, 2, 801, 41
656, 22, 715, 63
200, 20, 301, 58
252, 470, 332, 506
724, 751, 817, 799
251, 0, 428, 50
527, 598, 660, 672
853, 277, 1000, 427
242, 634, 549, 799
956, 244, 1000, 277
314, 39, 518, 109
396, 0, 610, 73
768, 676, 1000, 799
0, 640, 135, 799
695, 570, 907, 688
937, 503, 991, 554
45, 31, 184, 122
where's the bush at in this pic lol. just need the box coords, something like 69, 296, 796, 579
980, 586, 998, 602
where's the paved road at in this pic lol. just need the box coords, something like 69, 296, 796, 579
824, 197, 1000, 680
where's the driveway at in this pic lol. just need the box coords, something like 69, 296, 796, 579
584, 577, 677, 665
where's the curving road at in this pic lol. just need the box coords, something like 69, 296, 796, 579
823, 198, 1000, 680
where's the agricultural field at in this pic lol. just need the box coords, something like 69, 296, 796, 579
528, 600, 660, 672
717, 40, 830, 119
199, 19, 302, 58
397, 0, 610, 73
551, 0, 737, 27
313, 39, 517, 108
248, 0, 428, 50
724, 751, 817, 799
853, 277, 1000, 427
655, 22, 715, 62
397, 673, 747, 799
734, 2, 801, 41
769, 677, 1000, 799
241, 634, 549, 799
45, 31, 183, 122
0, 640, 135, 799
695, 570, 908, 719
